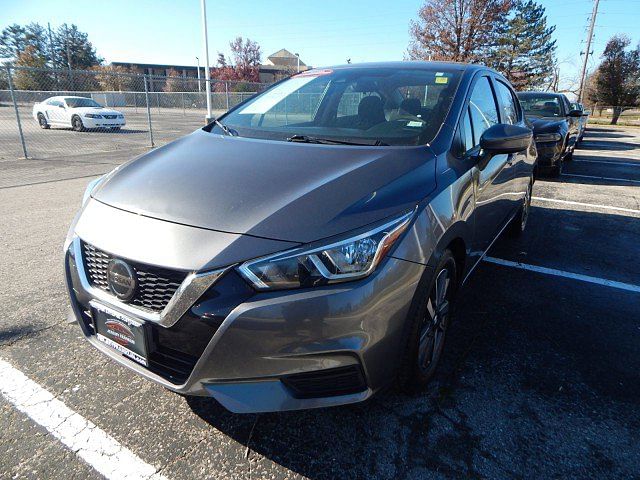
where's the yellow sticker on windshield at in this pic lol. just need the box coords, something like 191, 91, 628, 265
435, 77, 448, 84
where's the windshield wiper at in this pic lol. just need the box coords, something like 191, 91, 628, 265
213, 118, 234, 136
287, 134, 388, 146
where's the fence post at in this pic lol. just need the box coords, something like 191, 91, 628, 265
181, 91, 185, 116
143, 75, 155, 148
225, 82, 229, 111
6, 66, 29, 159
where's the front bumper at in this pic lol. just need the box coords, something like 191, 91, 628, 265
534, 140, 564, 167
83, 117, 125, 128
65, 236, 426, 413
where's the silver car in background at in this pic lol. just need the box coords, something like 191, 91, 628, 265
65, 62, 536, 413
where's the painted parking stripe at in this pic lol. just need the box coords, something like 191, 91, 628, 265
561, 172, 640, 185
0, 358, 168, 480
531, 196, 640, 216
575, 159, 640, 168
484, 257, 640, 294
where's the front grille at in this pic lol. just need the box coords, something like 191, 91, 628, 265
82, 242, 188, 312
281, 365, 368, 399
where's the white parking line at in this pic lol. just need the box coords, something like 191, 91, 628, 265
561, 172, 640, 184
484, 257, 640, 293
531, 196, 640, 215
575, 159, 640, 168
0, 358, 168, 480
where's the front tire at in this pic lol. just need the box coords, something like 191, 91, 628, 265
72, 115, 85, 132
508, 179, 532, 237
37, 113, 50, 129
397, 250, 457, 391
549, 159, 562, 178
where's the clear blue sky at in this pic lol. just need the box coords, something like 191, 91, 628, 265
3, 0, 640, 91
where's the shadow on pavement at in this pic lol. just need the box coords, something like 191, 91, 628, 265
186, 235, 640, 479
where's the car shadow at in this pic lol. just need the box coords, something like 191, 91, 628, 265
583, 129, 634, 139
185, 218, 640, 479
540, 173, 640, 187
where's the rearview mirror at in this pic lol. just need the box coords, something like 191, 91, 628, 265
479, 124, 532, 155
568, 109, 582, 118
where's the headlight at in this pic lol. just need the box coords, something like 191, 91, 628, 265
82, 176, 105, 205
84, 113, 102, 118
238, 211, 414, 290
534, 133, 562, 143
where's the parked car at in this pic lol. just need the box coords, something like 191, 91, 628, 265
570, 102, 589, 144
517, 91, 583, 177
64, 62, 536, 413
32, 96, 126, 131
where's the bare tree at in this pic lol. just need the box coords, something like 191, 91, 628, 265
229, 37, 261, 68
407, 0, 511, 63
592, 35, 640, 124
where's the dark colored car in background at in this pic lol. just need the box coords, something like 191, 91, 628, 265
65, 62, 536, 413
517, 91, 583, 176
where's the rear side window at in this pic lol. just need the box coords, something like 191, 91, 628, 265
494, 80, 519, 124
468, 77, 499, 145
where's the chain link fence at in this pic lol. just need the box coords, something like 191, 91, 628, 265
0, 66, 270, 160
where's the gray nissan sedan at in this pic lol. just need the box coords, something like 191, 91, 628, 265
64, 62, 536, 413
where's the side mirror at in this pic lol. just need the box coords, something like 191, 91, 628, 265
59, 104, 65, 109
479, 124, 532, 155
568, 109, 582, 118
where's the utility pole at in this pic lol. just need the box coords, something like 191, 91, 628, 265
200, 0, 213, 122
196, 56, 201, 92
64, 24, 73, 89
577, 0, 600, 103
47, 22, 61, 90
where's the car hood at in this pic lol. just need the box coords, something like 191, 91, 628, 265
526, 116, 567, 134
93, 129, 436, 244
72, 107, 122, 115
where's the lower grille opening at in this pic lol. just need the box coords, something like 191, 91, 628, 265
148, 346, 198, 385
281, 365, 368, 399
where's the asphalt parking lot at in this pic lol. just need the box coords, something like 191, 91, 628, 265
1, 125, 639, 479
0, 105, 225, 161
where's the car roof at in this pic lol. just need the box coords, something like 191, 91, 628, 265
314, 60, 485, 73
517, 91, 563, 98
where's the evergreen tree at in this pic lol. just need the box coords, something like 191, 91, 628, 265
592, 35, 640, 124
53, 23, 102, 70
488, 0, 556, 89
0, 24, 27, 59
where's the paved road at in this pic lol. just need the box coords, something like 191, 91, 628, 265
1, 126, 639, 479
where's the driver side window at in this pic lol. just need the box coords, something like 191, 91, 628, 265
454, 76, 499, 157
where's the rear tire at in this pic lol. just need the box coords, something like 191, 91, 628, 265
397, 250, 457, 392
72, 115, 85, 132
37, 113, 50, 129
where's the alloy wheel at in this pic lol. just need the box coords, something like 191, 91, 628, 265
417, 264, 452, 375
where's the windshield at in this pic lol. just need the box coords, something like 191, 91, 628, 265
517, 95, 562, 117
65, 98, 102, 108
213, 67, 462, 146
